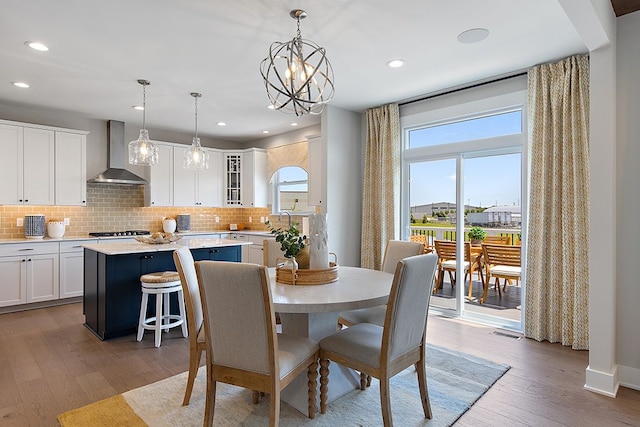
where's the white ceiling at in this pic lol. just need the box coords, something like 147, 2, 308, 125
0, 0, 588, 143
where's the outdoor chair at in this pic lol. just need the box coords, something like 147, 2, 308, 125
481, 243, 522, 303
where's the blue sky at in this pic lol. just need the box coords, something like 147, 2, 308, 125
408, 111, 522, 208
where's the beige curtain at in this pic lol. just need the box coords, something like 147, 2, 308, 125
525, 55, 590, 350
361, 104, 400, 270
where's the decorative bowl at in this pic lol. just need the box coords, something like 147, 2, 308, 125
135, 232, 183, 244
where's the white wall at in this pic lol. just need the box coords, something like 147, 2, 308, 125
322, 105, 364, 267
615, 10, 640, 390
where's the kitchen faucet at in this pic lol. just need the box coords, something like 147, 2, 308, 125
279, 210, 291, 228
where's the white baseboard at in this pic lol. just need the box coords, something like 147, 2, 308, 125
584, 364, 619, 397
618, 364, 640, 392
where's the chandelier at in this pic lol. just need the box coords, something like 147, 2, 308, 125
128, 79, 159, 166
260, 9, 335, 116
183, 92, 209, 170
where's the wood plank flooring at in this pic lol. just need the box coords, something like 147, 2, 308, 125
1, 302, 639, 426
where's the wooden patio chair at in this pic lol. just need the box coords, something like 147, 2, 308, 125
481, 243, 522, 303
433, 240, 483, 296
483, 235, 512, 245
409, 234, 433, 253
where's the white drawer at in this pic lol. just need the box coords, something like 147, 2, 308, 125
0, 241, 60, 256
60, 239, 97, 253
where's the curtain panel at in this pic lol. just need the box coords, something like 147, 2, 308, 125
361, 104, 400, 270
525, 54, 590, 350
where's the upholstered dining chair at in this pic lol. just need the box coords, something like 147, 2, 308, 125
173, 246, 205, 406
263, 239, 286, 267
318, 253, 439, 427
195, 260, 320, 427
338, 239, 425, 327
481, 243, 522, 303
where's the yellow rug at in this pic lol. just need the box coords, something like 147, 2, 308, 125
57, 394, 146, 426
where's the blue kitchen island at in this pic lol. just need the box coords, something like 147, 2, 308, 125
82, 239, 251, 340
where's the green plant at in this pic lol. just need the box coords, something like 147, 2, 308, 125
265, 220, 306, 258
468, 226, 487, 241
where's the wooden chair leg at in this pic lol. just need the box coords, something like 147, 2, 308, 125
270, 386, 280, 427
252, 390, 259, 404
319, 358, 330, 414
182, 348, 203, 405
308, 359, 318, 419
416, 357, 432, 419
379, 375, 393, 427
204, 370, 216, 427
359, 372, 367, 390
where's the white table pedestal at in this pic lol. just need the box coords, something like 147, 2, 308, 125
279, 312, 360, 414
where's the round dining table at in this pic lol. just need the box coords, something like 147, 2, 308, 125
268, 265, 394, 414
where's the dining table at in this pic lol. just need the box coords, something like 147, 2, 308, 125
268, 265, 394, 414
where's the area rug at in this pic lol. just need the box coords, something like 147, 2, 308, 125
58, 345, 509, 427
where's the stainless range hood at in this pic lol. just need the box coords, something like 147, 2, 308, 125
87, 120, 148, 185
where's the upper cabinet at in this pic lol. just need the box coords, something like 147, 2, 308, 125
173, 146, 222, 207
0, 120, 88, 206
224, 149, 267, 208
55, 131, 87, 206
145, 142, 174, 207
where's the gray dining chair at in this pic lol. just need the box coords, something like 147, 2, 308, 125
319, 253, 438, 427
195, 260, 320, 427
338, 239, 425, 327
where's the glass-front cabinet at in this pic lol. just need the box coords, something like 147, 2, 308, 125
225, 153, 242, 206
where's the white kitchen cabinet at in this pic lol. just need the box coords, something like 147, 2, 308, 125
0, 242, 59, 307
248, 243, 264, 265
145, 142, 174, 207
173, 146, 222, 207
224, 149, 267, 207
59, 240, 95, 298
307, 134, 324, 208
230, 233, 250, 262
242, 148, 267, 207
55, 131, 88, 206
0, 123, 55, 205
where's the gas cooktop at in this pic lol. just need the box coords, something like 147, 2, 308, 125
89, 230, 151, 237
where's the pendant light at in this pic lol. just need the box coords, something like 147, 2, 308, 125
260, 9, 335, 116
128, 79, 159, 166
183, 92, 209, 170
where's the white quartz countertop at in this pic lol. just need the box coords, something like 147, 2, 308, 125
82, 238, 252, 255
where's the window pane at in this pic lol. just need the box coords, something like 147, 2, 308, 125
278, 166, 308, 182
408, 110, 522, 148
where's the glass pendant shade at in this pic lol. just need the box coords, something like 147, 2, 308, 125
128, 79, 159, 166
260, 10, 334, 117
129, 129, 159, 165
183, 137, 209, 170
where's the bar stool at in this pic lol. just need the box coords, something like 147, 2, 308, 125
136, 271, 188, 347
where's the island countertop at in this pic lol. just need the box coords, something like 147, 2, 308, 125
82, 238, 252, 255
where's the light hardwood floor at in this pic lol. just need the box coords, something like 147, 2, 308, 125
1, 303, 638, 426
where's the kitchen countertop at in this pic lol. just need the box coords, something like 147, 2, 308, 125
82, 238, 253, 255
0, 230, 273, 245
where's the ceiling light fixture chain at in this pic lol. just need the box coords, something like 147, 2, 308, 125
260, 9, 334, 117
184, 92, 209, 170
128, 79, 159, 166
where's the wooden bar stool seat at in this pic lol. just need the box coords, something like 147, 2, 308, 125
136, 271, 188, 347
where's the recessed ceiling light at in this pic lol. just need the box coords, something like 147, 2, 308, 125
217, 122, 226, 126
12, 81, 30, 88
387, 59, 405, 68
267, 104, 275, 110
132, 105, 144, 111
290, 122, 298, 126
262, 130, 270, 134
457, 28, 490, 44
25, 41, 49, 51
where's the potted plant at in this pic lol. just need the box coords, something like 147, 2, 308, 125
468, 226, 487, 245
265, 220, 308, 269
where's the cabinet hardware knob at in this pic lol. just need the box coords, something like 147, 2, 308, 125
19, 248, 35, 251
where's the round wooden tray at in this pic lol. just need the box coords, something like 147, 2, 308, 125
276, 261, 339, 285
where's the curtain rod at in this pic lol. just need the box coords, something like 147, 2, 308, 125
398, 71, 528, 107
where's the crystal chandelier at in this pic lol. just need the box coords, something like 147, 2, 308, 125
183, 92, 209, 170
260, 9, 335, 116
128, 79, 159, 166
